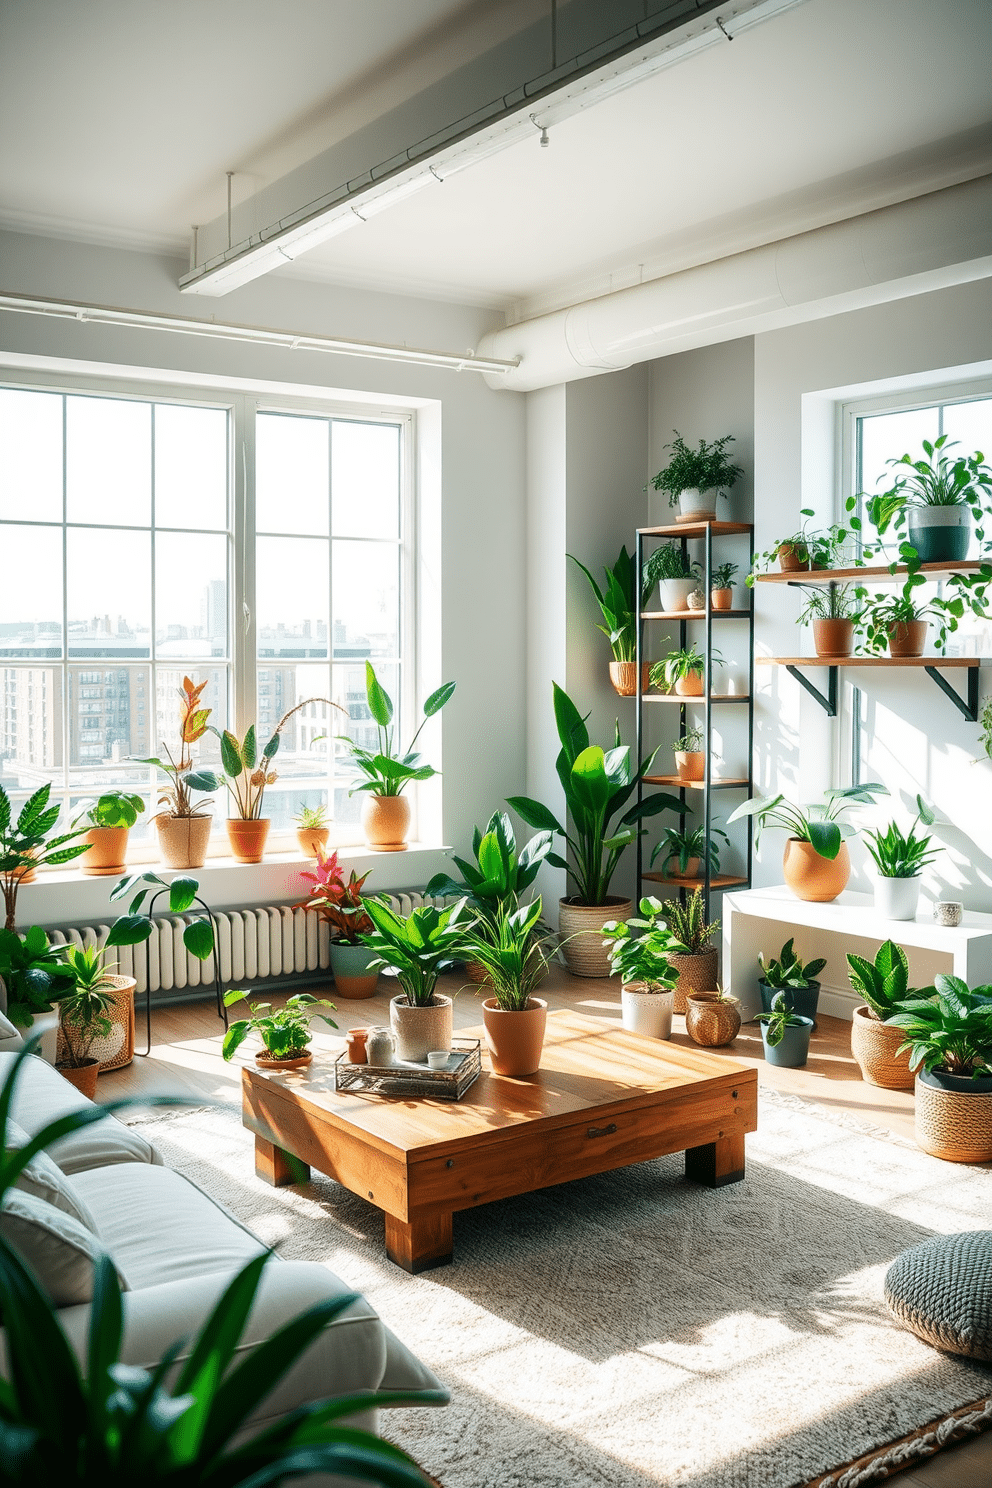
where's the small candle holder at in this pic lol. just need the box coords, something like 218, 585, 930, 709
934, 901, 964, 927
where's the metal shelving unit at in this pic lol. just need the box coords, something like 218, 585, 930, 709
635, 520, 755, 919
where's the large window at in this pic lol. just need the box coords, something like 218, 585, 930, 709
0, 380, 412, 855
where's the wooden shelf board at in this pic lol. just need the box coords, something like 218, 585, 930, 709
643, 775, 750, 789
639, 522, 753, 537
755, 559, 988, 584
642, 693, 749, 703
756, 656, 979, 668
642, 609, 751, 620
642, 872, 749, 889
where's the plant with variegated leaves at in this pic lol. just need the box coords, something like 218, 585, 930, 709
134, 676, 219, 821
214, 697, 346, 820
294, 847, 373, 944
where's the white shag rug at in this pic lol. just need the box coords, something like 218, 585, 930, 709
131, 1090, 992, 1488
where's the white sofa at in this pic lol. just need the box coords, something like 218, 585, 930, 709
0, 1048, 447, 1467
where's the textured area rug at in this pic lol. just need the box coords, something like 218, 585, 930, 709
132, 1090, 992, 1488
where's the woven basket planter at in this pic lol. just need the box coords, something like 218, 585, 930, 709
685, 991, 740, 1047
850, 1007, 914, 1090
559, 898, 632, 978
915, 1068, 992, 1163
668, 949, 718, 1014
56, 974, 136, 1073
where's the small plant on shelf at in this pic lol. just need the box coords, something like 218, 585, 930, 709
601, 897, 687, 991
651, 822, 729, 878
711, 561, 739, 592
222, 991, 338, 1064
799, 583, 864, 658
642, 544, 701, 612
71, 791, 145, 831
758, 938, 826, 990
294, 803, 329, 831
137, 676, 218, 820
859, 589, 954, 656
650, 644, 723, 694
864, 796, 938, 880
747, 502, 862, 583
672, 728, 705, 754
648, 431, 744, 514
863, 436, 992, 556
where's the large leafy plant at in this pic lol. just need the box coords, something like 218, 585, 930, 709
294, 847, 373, 944
0, 924, 76, 1028
0, 1041, 438, 1485
425, 811, 552, 925
888, 973, 992, 1078
360, 897, 472, 1007
568, 546, 646, 662
460, 898, 549, 1012
135, 676, 219, 821
648, 430, 744, 505
215, 697, 344, 820
337, 662, 455, 798
601, 897, 687, 991
729, 783, 888, 861
0, 782, 91, 932
222, 990, 338, 1061
864, 435, 992, 527
758, 937, 826, 989
847, 939, 918, 1021
507, 684, 686, 906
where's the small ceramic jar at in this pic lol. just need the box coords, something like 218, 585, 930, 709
365, 1027, 394, 1066
934, 901, 964, 927
345, 1028, 370, 1064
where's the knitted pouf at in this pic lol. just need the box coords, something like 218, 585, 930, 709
884, 1230, 992, 1361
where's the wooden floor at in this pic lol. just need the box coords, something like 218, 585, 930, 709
100, 965, 991, 1486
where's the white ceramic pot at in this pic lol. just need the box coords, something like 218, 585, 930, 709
874, 874, 922, 922
657, 578, 696, 613
390, 993, 453, 1062
677, 487, 718, 523
621, 985, 674, 1039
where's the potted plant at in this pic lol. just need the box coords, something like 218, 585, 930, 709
799, 584, 862, 659
602, 896, 686, 1039
671, 727, 706, 782
569, 547, 650, 696
70, 790, 146, 877
747, 504, 863, 582
508, 684, 686, 977
107, 870, 217, 966
650, 644, 723, 698
294, 847, 379, 998
711, 562, 739, 611
294, 802, 330, 857
642, 543, 701, 612
846, 940, 917, 1090
462, 898, 550, 1076
0, 924, 76, 1061
221, 990, 337, 1070
887, 973, 992, 1162
755, 990, 814, 1068
336, 662, 455, 852
757, 937, 827, 1024
659, 889, 719, 1012
651, 821, 728, 879
685, 985, 741, 1047
55, 940, 137, 1076
0, 782, 91, 931
361, 896, 471, 1060
647, 431, 744, 524
864, 436, 992, 564
729, 783, 888, 902
136, 677, 220, 870
53, 946, 119, 1099
864, 795, 938, 921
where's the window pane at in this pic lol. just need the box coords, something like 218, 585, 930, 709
332, 421, 400, 539
256, 536, 329, 659
257, 663, 334, 832
860, 407, 939, 499
256, 413, 329, 536
155, 404, 227, 530
332, 661, 399, 826
67, 528, 150, 657
0, 526, 63, 658
155, 532, 228, 658
0, 389, 63, 522
333, 540, 399, 659
943, 398, 992, 459
67, 666, 152, 780
66, 396, 151, 526
0, 666, 63, 773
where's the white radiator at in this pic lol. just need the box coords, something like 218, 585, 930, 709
47, 893, 438, 999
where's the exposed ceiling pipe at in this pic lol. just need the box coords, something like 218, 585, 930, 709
478, 175, 992, 391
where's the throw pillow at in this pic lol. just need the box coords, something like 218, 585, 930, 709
3, 1118, 97, 1231
0, 1189, 127, 1306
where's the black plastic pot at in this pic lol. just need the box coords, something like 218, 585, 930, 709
758, 978, 820, 1027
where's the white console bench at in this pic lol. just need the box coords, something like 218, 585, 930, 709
722, 886, 992, 1022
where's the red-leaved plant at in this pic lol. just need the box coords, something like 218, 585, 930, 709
295, 848, 373, 944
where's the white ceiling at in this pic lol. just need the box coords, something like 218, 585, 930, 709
2, 0, 990, 318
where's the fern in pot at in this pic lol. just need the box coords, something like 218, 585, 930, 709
648, 430, 744, 523
642, 543, 701, 613
864, 795, 938, 922
602, 897, 686, 1040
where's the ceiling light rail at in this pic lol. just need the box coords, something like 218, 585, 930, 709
0, 292, 519, 376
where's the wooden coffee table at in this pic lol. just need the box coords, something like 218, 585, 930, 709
241, 1010, 758, 1272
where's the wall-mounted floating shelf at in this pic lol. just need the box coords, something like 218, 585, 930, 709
756, 655, 981, 720
754, 559, 991, 586
643, 693, 747, 705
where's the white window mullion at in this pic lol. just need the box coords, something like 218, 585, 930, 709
232, 395, 255, 736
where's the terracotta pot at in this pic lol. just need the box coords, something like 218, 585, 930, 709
850, 1006, 914, 1090
390, 993, 453, 1062
711, 588, 733, 611
887, 621, 928, 658
482, 997, 547, 1076
674, 673, 704, 696
345, 1028, 370, 1064
675, 750, 705, 781
914, 1068, 992, 1163
15, 851, 38, 885
296, 826, 330, 857
782, 837, 850, 902
57, 973, 136, 1073
778, 543, 809, 572
685, 991, 741, 1047
256, 1049, 313, 1072
559, 897, 633, 978
812, 618, 855, 658
329, 941, 379, 999
227, 817, 270, 864
362, 794, 411, 852
621, 984, 674, 1039
666, 856, 701, 881
609, 661, 651, 698
156, 814, 212, 869
56, 1059, 99, 1100
81, 825, 130, 877
668, 949, 718, 1014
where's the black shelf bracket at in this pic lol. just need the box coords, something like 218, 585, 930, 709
785, 664, 838, 716
924, 664, 979, 722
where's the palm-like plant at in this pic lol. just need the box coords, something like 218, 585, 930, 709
460, 898, 549, 1012
0, 783, 91, 932
568, 547, 646, 662
425, 812, 552, 925
56, 945, 118, 1069
361, 897, 472, 1006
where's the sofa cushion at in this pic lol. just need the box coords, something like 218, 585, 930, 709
4, 1118, 97, 1231
0, 1009, 18, 1041
70, 1164, 267, 1292
0, 1052, 160, 1172
0, 1189, 127, 1306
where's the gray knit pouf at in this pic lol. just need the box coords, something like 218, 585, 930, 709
885, 1231, 992, 1361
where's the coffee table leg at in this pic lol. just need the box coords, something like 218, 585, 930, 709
385, 1211, 453, 1273
685, 1132, 745, 1188
255, 1136, 309, 1187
